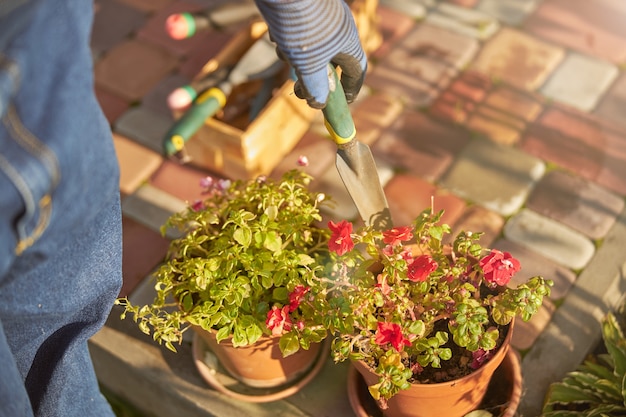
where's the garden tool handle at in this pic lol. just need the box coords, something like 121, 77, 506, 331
321, 65, 356, 147
163, 87, 227, 157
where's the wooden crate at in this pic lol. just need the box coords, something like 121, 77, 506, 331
181, 2, 381, 179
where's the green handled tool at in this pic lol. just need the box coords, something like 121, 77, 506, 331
163, 32, 283, 162
322, 66, 393, 230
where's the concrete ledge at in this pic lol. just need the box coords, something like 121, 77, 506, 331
90, 307, 355, 417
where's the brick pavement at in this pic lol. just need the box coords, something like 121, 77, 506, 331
91, 0, 626, 415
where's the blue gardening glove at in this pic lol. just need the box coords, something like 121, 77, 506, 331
254, 0, 367, 109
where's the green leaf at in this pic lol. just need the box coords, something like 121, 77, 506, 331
215, 326, 231, 343
263, 231, 282, 253
279, 333, 301, 357
233, 227, 251, 247
272, 287, 289, 301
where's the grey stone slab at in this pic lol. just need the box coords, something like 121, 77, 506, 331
379, 0, 428, 18
114, 106, 173, 154
540, 52, 619, 112
426, 3, 500, 40
440, 139, 545, 216
526, 170, 625, 240
504, 209, 595, 270
519, 207, 626, 416
476, 0, 540, 26
121, 184, 187, 239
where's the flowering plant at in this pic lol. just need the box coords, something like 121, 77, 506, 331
116, 169, 331, 357
320, 208, 553, 407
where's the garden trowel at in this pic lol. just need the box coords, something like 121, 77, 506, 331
322, 66, 393, 230
163, 31, 283, 162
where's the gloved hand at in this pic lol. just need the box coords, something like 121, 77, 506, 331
253, 0, 367, 109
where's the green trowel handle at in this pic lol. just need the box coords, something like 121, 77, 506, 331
322, 66, 356, 146
163, 87, 227, 156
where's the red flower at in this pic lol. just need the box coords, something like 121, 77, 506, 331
479, 249, 521, 286
328, 220, 354, 256
288, 285, 310, 312
407, 255, 438, 282
382, 226, 413, 246
266, 306, 292, 336
374, 322, 411, 352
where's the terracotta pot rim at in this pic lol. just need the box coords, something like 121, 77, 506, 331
191, 331, 330, 403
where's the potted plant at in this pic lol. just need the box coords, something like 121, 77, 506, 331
317, 207, 553, 417
542, 308, 626, 416
116, 169, 332, 389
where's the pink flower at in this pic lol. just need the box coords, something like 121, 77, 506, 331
376, 273, 391, 296
288, 285, 310, 312
297, 155, 309, 167
266, 306, 292, 336
328, 220, 354, 256
479, 249, 521, 286
190, 200, 205, 211
407, 255, 438, 282
374, 322, 411, 352
470, 349, 493, 369
382, 226, 413, 246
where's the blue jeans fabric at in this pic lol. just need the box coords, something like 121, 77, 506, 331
0, 1, 122, 416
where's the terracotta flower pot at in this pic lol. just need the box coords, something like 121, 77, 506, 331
351, 324, 514, 417
194, 326, 322, 388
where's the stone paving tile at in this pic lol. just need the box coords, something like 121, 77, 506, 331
511, 299, 556, 351
526, 170, 625, 240
539, 52, 619, 112
352, 92, 405, 146
426, 3, 500, 40
95, 87, 130, 124
377, 0, 428, 21
594, 72, 626, 131
372, 109, 471, 182
92, 0, 147, 56
370, 5, 417, 60
112, 132, 164, 196
447, 205, 504, 248
467, 85, 544, 145
524, 0, 626, 64
492, 238, 577, 301
114, 106, 173, 154
470, 27, 564, 91
445, 0, 479, 7
120, 216, 170, 297
384, 174, 466, 228
142, 74, 191, 118
150, 159, 219, 204
270, 130, 336, 182
95, 39, 179, 102
366, 23, 479, 108
177, 27, 240, 80
121, 184, 188, 239
504, 209, 596, 270
136, 0, 220, 57
440, 138, 545, 216
522, 105, 626, 196
476, 0, 540, 26
429, 70, 492, 123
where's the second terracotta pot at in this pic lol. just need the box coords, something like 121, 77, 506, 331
194, 327, 322, 388
352, 323, 513, 417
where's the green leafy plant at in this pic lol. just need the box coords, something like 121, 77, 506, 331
319, 208, 553, 408
116, 170, 331, 356
542, 311, 626, 416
